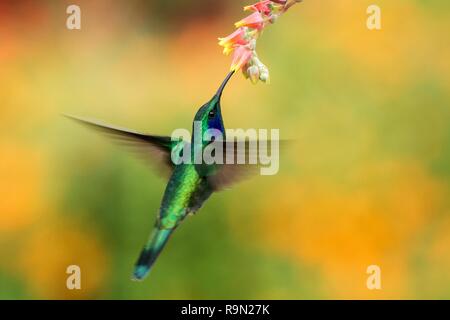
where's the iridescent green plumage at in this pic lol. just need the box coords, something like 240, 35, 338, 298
66, 71, 251, 281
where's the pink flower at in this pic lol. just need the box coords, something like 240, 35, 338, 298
218, 28, 248, 55
230, 46, 253, 72
219, 0, 302, 83
244, 0, 273, 16
235, 12, 266, 30
244, 0, 287, 17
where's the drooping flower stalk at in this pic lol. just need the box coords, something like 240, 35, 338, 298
218, 0, 302, 84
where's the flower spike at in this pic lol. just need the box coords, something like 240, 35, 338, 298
219, 0, 303, 84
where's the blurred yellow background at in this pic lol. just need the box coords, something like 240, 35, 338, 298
0, 0, 449, 299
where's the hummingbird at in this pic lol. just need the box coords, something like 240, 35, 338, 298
65, 71, 267, 281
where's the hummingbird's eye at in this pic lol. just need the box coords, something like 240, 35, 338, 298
208, 110, 216, 118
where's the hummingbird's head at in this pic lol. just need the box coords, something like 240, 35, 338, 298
193, 71, 234, 135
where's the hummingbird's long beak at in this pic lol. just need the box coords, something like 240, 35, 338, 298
216, 70, 235, 99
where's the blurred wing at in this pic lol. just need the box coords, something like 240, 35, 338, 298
207, 140, 287, 191
64, 114, 176, 177
207, 163, 258, 192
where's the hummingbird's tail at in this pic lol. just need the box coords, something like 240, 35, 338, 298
132, 226, 174, 281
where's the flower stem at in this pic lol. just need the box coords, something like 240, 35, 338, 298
284, 0, 303, 12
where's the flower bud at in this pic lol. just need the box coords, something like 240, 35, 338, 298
259, 65, 270, 83
247, 65, 260, 84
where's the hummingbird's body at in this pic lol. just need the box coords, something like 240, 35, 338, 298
134, 162, 211, 280
66, 71, 251, 281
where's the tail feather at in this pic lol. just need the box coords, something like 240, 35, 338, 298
132, 227, 174, 281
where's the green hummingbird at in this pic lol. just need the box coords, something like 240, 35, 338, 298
66, 71, 268, 281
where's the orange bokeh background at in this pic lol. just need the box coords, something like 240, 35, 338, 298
0, 0, 449, 299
